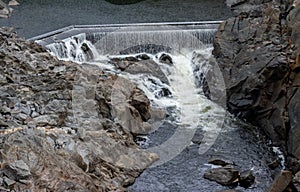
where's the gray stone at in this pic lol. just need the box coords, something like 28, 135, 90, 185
0, 27, 158, 191
159, 53, 173, 65
214, 0, 300, 172
3, 177, 15, 187
226, 0, 246, 7
288, 89, 300, 159
4, 160, 31, 180
111, 57, 169, 84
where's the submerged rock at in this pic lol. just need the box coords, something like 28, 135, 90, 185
204, 166, 239, 186
208, 158, 232, 166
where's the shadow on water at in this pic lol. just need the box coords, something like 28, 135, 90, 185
129, 114, 275, 192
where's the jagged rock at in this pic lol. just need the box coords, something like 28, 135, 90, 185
0, 0, 13, 18
239, 170, 255, 188
8, 0, 19, 6
3, 160, 31, 181
3, 177, 15, 187
226, 0, 246, 7
159, 53, 173, 65
266, 170, 293, 192
110, 57, 169, 84
213, 0, 300, 171
130, 88, 151, 121
204, 166, 239, 186
135, 53, 150, 60
293, 171, 300, 191
288, 89, 300, 159
0, 27, 157, 191
267, 158, 281, 170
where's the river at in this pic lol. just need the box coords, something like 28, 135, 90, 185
0, 0, 233, 39
38, 23, 281, 191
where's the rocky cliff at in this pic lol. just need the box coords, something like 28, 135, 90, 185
213, 0, 300, 188
0, 28, 157, 191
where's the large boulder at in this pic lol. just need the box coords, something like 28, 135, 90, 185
213, 0, 300, 171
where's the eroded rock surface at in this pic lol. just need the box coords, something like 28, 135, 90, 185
0, 27, 157, 191
214, 0, 300, 173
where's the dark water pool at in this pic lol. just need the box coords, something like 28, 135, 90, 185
0, 0, 233, 38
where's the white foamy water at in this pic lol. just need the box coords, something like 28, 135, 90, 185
102, 49, 226, 166
47, 33, 101, 62
272, 146, 286, 169
45, 29, 227, 166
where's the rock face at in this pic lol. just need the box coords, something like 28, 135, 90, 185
0, 28, 157, 191
0, 0, 18, 18
213, 0, 300, 172
266, 170, 293, 192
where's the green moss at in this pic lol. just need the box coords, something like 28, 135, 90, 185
201, 106, 212, 113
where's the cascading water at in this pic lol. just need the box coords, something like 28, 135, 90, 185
37, 23, 279, 191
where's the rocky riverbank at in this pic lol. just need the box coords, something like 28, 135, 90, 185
0, 28, 158, 191
213, 0, 300, 190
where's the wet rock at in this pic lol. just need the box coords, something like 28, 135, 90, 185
111, 57, 169, 84
130, 88, 151, 121
293, 171, 300, 191
191, 131, 203, 145
135, 53, 150, 60
159, 53, 173, 65
267, 158, 281, 170
267, 170, 293, 192
204, 166, 239, 186
226, 0, 246, 8
214, 0, 300, 172
208, 158, 231, 166
239, 170, 255, 188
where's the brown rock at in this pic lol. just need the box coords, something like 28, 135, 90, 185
293, 171, 300, 191
204, 166, 239, 186
0, 27, 157, 191
266, 170, 293, 192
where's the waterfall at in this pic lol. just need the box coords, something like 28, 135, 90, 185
41, 22, 219, 62
36, 22, 226, 166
